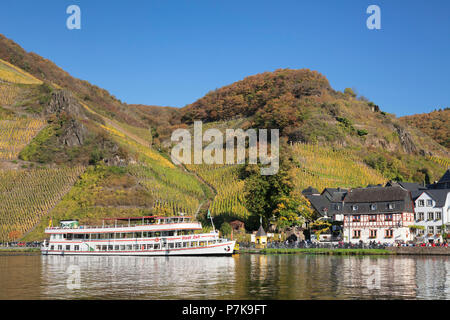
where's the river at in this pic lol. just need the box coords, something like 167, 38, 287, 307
0, 254, 449, 299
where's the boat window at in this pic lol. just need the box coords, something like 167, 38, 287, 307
135, 232, 142, 238
114, 245, 119, 251
66, 245, 71, 250
127, 245, 133, 250
168, 231, 174, 236
50, 245, 54, 250
147, 244, 153, 250
126, 233, 133, 239
191, 241, 198, 247
154, 244, 160, 250
183, 242, 188, 248
175, 242, 182, 248
58, 245, 62, 250
120, 245, 125, 251
154, 232, 160, 237
169, 243, 174, 249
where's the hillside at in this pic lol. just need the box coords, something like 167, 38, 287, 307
0, 36, 210, 242
400, 108, 450, 149
0, 34, 449, 241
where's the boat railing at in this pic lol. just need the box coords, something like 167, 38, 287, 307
45, 221, 202, 231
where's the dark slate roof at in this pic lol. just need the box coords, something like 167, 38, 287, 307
306, 194, 331, 215
330, 191, 347, 202
343, 186, 409, 203
256, 225, 267, 237
422, 189, 450, 207
438, 170, 450, 183
385, 181, 426, 192
302, 186, 320, 196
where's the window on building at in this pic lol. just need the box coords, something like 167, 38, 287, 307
388, 203, 395, 210
335, 204, 341, 210
370, 204, 377, 211
436, 212, 442, 220
418, 200, 424, 207
352, 205, 358, 211
353, 230, 361, 238
417, 212, 424, 221
352, 215, 361, 222
385, 214, 393, 222
385, 229, 393, 238
426, 200, 433, 207
369, 215, 377, 222
428, 226, 434, 235
427, 212, 434, 221
369, 230, 377, 238
436, 226, 442, 234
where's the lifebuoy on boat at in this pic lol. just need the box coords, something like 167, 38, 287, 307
155, 238, 160, 242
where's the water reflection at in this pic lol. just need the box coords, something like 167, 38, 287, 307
1, 254, 450, 299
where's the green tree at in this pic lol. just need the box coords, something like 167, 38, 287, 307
241, 144, 296, 230
220, 222, 232, 237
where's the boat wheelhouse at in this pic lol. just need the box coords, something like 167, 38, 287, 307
41, 216, 236, 256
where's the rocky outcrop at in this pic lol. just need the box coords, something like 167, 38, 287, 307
45, 90, 85, 119
394, 124, 418, 154
59, 118, 88, 147
44, 90, 88, 147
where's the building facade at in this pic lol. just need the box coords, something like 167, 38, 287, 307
412, 190, 450, 243
341, 186, 415, 244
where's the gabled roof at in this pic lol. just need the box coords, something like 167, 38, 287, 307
438, 169, 450, 183
419, 189, 450, 207
386, 181, 426, 192
302, 186, 320, 196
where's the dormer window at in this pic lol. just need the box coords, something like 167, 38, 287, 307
352, 205, 358, 211
387, 203, 395, 210
418, 200, 424, 207
370, 204, 377, 211
335, 204, 341, 210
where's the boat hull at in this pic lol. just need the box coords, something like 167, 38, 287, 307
41, 241, 236, 256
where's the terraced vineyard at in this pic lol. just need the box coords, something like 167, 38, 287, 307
0, 82, 21, 106
0, 59, 42, 85
91, 120, 207, 215
0, 166, 85, 242
129, 164, 205, 215
291, 143, 387, 193
186, 163, 249, 219
0, 118, 47, 160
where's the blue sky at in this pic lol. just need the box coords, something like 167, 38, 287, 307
0, 0, 449, 116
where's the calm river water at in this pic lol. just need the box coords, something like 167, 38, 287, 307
0, 254, 449, 299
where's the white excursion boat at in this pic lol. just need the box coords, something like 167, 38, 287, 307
41, 216, 236, 256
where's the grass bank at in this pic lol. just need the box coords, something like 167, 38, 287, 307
0, 247, 40, 254
241, 248, 392, 255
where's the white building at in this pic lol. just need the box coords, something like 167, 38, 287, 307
412, 190, 450, 243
